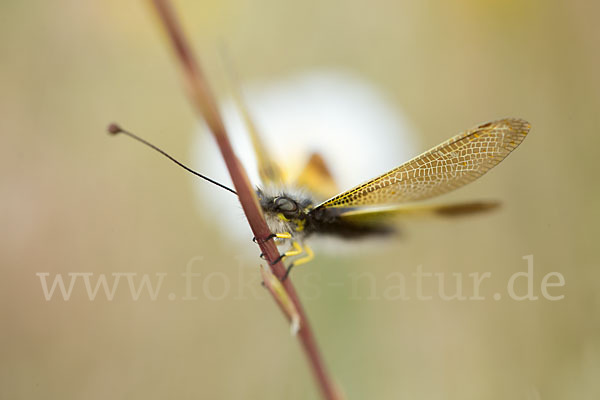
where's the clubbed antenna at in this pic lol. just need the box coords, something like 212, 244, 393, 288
107, 123, 237, 195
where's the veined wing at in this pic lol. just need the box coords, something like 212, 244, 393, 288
221, 49, 285, 184
314, 118, 530, 209
232, 87, 284, 184
338, 201, 500, 225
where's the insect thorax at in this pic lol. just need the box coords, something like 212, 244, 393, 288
256, 187, 397, 241
256, 187, 315, 239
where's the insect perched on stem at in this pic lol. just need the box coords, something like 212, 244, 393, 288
252, 118, 529, 279
108, 81, 530, 281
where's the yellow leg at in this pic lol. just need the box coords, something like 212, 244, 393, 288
254, 232, 291, 244
283, 241, 303, 257
291, 244, 314, 267
281, 243, 314, 281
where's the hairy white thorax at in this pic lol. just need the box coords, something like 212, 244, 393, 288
191, 70, 417, 251
258, 185, 315, 241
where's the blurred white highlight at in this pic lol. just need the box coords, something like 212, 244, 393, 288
191, 70, 418, 245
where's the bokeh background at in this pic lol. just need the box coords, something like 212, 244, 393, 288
2, 1, 599, 399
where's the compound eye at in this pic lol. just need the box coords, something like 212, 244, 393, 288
275, 197, 297, 212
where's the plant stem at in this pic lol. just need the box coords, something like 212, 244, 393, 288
148, 1, 340, 398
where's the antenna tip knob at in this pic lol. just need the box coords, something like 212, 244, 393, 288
107, 123, 122, 135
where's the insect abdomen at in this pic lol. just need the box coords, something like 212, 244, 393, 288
306, 208, 395, 239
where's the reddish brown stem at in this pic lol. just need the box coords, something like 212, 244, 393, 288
148, 1, 340, 399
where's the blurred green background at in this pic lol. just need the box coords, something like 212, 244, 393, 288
1, 0, 599, 399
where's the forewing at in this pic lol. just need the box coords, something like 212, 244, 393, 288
314, 118, 530, 209
222, 49, 285, 184
233, 89, 284, 184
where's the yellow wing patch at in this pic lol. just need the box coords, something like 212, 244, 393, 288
315, 118, 530, 209
294, 153, 340, 201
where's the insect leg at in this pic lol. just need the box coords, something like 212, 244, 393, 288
281, 244, 314, 282
283, 241, 303, 257
282, 264, 294, 282
291, 244, 314, 267
263, 239, 301, 266
258, 232, 294, 260
253, 232, 292, 244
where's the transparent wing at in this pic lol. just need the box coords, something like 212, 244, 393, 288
338, 201, 500, 225
221, 49, 285, 184
315, 118, 530, 209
